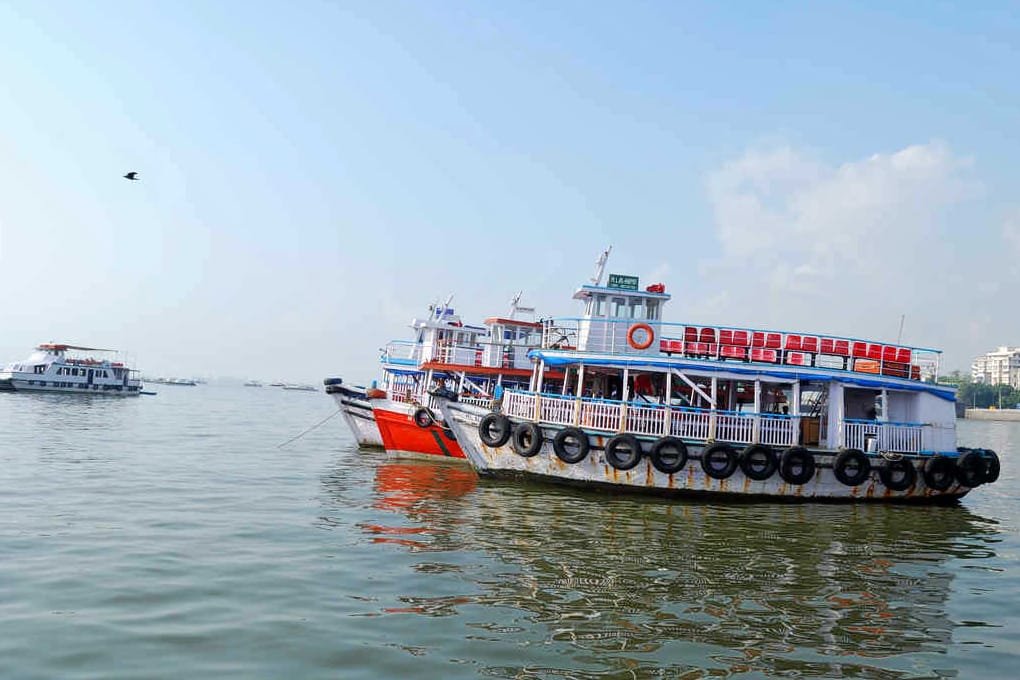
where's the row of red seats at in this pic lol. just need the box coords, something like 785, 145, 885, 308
675, 328, 913, 363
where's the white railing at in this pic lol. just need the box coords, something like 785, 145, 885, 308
539, 394, 575, 424
504, 390, 537, 420
459, 396, 494, 409
627, 403, 666, 436
760, 414, 798, 447
716, 412, 754, 445
579, 399, 623, 431
496, 391, 802, 449
843, 420, 925, 453
671, 408, 711, 440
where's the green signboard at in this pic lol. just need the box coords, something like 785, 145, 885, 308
607, 274, 639, 291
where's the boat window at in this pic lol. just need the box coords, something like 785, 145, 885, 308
594, 295, 606, 316
611, 297, 627, 317
629, 300, 644, 320
646, 300, 659, 320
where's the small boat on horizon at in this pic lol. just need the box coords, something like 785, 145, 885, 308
243, 380, 263, 387
0, 343, 142, 396
283, 383, 318, 392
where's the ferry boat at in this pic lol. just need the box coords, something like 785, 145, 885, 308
434, 255, 1000, 503
369, 297, 551, 460
0, 343, 142, 396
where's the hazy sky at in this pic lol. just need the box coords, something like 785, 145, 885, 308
1, 1, 1018, 383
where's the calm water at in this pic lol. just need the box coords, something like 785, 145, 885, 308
1, 386, 1017, 679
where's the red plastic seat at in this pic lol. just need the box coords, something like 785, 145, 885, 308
720, 345, 747, 361
684, 326, 699, 343
732, 330, 750, 346
765, 333, 782, 349
719, 329, 734, 345
687, 342, 709, 356
699, 328, 716, 344
785, 335, 802, 351
832, 340, 850, 356
867, 344, 883, 361
882, 346, 899, 363
851, 341, 868, 358
660, 339, 683, 354
910, 365, 921, 380
820, 338, 836, 354
752, 331, 766, 348
750, 348, 778, 363
896, 348, 911, 363
882, 362, 909, 378
785, 352, 808, 366
801, 336, 818, 353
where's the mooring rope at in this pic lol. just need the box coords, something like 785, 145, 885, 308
277, 408, 342, 449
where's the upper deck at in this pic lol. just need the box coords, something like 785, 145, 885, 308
541, 272, 941, 384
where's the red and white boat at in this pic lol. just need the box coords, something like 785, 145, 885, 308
370, 295, 559, 460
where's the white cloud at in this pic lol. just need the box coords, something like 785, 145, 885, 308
695, 141, 986, 363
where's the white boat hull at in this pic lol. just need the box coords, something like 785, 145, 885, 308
0, 376, 141, 396
328, 387, 384, 448
437, 399, 971, 504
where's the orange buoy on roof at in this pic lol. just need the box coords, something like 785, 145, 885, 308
627, 322, 654, 350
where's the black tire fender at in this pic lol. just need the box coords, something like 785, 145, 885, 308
738, 444, 777, 481
779, 446, 816, 485
650, 436, 688, 474
879, 458, 917, 492
553, 427, 590, 464
511, 421, 543, 457
981, 449, 1001, 485
955, 450, 985, 487
413, 407, 434, 429
922, 454, 955, 491
604, 434, 643, 471
833, 448, 871, 486
478, 413, 511, 447
701, 443, 738, 480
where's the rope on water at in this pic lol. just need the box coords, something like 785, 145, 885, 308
277, 408, 343, 449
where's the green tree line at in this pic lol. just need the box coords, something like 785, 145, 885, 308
942, 371, 1020, 409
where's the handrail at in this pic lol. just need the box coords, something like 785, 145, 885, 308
541, 316, 943, 354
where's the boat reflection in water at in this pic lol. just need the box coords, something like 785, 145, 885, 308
321, 458, 1000, 677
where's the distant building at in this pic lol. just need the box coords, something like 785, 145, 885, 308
972, 346, 1020, 388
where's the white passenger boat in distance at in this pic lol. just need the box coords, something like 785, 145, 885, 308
0, 343, 142, 396
434, 252, 1000, 504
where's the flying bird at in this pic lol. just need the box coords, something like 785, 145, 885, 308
123, 171, 139, 181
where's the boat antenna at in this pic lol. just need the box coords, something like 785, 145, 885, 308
439, 293, 454, 319
896, 314, 905, 344
507, 291, 535, 319
590, 246, 612, 286
508, 291, 522, 317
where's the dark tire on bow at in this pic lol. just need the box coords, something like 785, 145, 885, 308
553, 427, 590, 464
879, 458, 917, 492
511, 421, 543, 457
981, 449, 1000, 485
701, 443, 738, 480
478, 413, 511, 447
738, 444, 777, 481
955, 450, 985, 487
413, 407, 435, 428
833, 448, 871, 486
604, 434, 643, 471
922, 454, 955, 491
650, 436, 688, 474
779, 447, 815, 485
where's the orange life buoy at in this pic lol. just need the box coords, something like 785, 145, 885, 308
627, 322, 654, 350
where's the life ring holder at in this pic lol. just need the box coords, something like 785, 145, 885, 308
627, 323, 655, 350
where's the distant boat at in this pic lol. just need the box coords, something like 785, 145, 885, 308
283, 384, 318, 392
0, 342, 142, 396
148, 377, 197, 386
244, 380, 263, 387
269, 382, 285, 387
